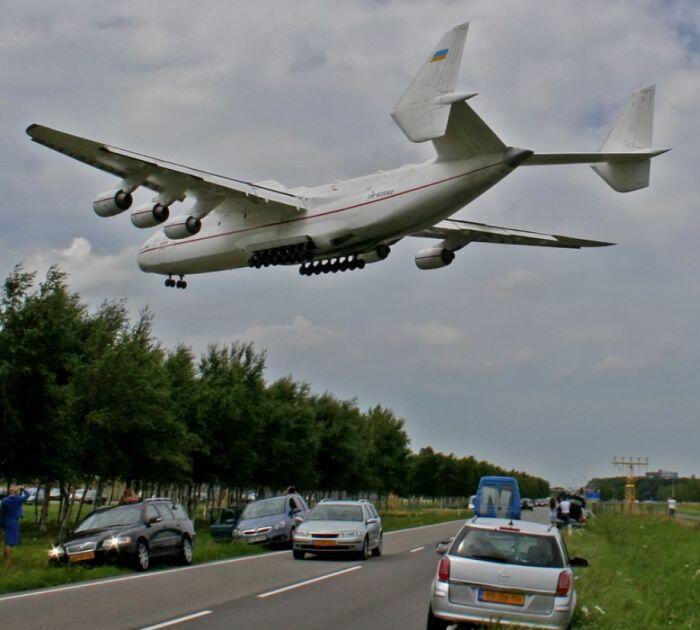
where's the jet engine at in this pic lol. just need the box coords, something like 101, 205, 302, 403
164, 216, 202, 240
357, 244, 391, 264
130, 203, 170, 229
93, 189, 133, 217
415, 246, 455, 270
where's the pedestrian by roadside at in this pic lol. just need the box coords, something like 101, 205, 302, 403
1, 485, 30, 567
559, 497, 571, 526
548, 497, 557, 525
667, 496, 677, 517
119, 487, 139, 505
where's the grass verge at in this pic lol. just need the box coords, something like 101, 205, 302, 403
0, 507, 465, 596
567, 514, 699, 628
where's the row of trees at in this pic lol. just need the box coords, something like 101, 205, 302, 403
591, 476, 700, 502
0, 266, 549, 528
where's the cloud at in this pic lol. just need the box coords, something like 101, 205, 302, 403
484, 269, 542, 297
404, 321, 465, 346
241, 316, 342, 349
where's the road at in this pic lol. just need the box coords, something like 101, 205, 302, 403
0, 519, 466, 630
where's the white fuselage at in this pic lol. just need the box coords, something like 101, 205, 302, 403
137, 152, 514, 275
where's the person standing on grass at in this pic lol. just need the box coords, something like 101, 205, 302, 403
1, 485, 30, 566
548, 497, 557, 525
559, 497, 571, 526
667, 496, 677, 517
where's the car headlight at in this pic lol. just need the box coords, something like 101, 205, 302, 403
274, 520, 287, 530
340, 530, 363, 538
295, 530, 310, 538
48, 545, 65, 559
101, 535, 132, 549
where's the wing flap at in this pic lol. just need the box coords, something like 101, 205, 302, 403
411, 219, 614, 250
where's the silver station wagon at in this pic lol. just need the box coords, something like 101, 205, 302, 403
292, 499, 382, 560
428, 517, 589, 629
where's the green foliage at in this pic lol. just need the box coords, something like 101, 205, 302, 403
591, 476, 700, 502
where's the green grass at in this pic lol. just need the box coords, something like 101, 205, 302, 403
677, 502, 700, 516
0, 507, 466, 596
566, 514, 699, 628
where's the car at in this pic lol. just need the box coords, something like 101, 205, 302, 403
72, 488, 106, 505
50, 498, 196, 571
232, 494, 309, 546
473, 476, 522, 520
25, 487, 45, 504
468, 495, 476, 511
427, 517, 589, 629
557, 494, 587, 526
209, 505, 245, 542
535, 498, 549, 507
521, 498, 534, 510
292, 499, 382, 560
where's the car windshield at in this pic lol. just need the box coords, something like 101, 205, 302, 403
75, 506, 142, 532
307, 505, 364, 522
241, 498, 286, 519
453, 527, 564, 568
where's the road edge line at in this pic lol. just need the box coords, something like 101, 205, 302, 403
141, 610, 212, 630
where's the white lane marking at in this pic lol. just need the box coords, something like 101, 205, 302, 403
384, 519, 465, 536
141, 610, 212, 629
0, 519, 461, 603
410, 546, 425, 553
257, 565, 362, 599
0, 550, 291, 603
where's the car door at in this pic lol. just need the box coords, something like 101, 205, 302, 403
154, 503, 181, 554
363, 505, 379, 547
144, 504, 166, 555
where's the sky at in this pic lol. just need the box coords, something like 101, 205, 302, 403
2, 0, 699, 487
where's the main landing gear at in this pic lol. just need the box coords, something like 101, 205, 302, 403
299, 255, 366, 276
165, 275, 187, 289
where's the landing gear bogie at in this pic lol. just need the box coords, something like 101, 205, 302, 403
165, 275, 187, 289
299, 254, 367, 276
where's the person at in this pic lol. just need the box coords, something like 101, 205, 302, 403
1, 485, 30, 566
283, 486, 298, 495
548, 497, 557, 526
559, 497, 571, 525
119, 487, 140, 505
667, 496, 677, 517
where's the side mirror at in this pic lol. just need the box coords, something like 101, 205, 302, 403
435, 540, 452, 555
366, 517, 378, 525
147, 516, 162, 525
293, 515, 304, 524
571, 556, 589, 568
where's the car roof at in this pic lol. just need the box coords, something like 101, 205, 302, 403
315, 499, 369, 506
466, 517, 559, 536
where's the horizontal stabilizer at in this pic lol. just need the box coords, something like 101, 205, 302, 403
411, 219, 614, 250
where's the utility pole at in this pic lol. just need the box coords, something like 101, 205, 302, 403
611, 457, 649, 513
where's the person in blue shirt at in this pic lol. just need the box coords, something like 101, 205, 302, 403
1, 486, 30, 566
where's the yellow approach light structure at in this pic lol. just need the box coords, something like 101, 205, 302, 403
611, 457, 649, 512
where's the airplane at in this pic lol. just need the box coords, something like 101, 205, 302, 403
27, 22, 668, 289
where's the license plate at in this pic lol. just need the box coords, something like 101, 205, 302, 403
479, 589, 525, 606
314, 540, 336, 547
68, 551, 95, 563
247, 535, 267, 543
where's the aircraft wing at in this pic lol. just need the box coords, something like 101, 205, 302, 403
410, 218, 614, 250
26, 124, 307, 213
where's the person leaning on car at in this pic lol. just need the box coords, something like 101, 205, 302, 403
1, 485, 30, 566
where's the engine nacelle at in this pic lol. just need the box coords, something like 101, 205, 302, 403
93, 189, 133, 217
357, 244, 391, 264
130, 203, 170, 229
164, 216, 202, 240
415, 246, 455, 270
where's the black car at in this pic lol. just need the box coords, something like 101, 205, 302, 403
209, 505, 245, 542
50, 498, 196, 571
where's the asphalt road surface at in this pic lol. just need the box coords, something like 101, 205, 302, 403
1, 509, 550, 629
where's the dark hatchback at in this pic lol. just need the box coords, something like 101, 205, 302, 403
50, 498, 196, 571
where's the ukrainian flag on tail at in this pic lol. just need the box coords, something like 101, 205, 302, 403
431, 48, 448, 62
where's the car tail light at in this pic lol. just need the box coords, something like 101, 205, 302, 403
556, 570, 571, 596
438, 556, 450, 581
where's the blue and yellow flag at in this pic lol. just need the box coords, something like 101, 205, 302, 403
431, 48, 448, 62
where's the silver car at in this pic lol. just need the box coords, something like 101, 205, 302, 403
292, 499, 382, 560
428, 517, 589, 629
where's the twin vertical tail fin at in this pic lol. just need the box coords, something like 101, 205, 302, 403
591, 85, 659, 192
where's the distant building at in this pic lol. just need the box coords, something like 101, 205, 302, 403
645, 469, 679, 480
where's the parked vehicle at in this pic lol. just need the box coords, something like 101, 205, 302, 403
232, 494, 309, 546
556, 494, 587, 525
210, 505, 245, 542
293, 499, 382, 560
427, 517, 589, 629
25, 487, 45, 504
72, 488, 106, 505
49, 498, 196, 571
521, 498, 534, 511
468, 495, 476, 511
473, 476, 521, 520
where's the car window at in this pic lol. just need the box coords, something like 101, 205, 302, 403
307, 505, 364, 522
172, 503, 188, 519
289, 497, 299, 512
75, 505, 142, 532
155, 503, 175, 520
481, 485, 513, 515
299, 496, 309, 511
370, 505, 379, 519
241, 497, 286, 519
452, 527, 564, 568
145, 504, 160, 522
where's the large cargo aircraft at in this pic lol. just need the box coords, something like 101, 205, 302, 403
27, 23, 668, 289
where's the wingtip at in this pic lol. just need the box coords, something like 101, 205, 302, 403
26, 123, 39, 137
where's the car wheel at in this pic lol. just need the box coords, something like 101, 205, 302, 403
357, 536, 369, 561
293, 550, 305, 560
426, 607, 449, 630
371, 534, 382, 557
179, 536, 193, 565
135, 541, 150, 571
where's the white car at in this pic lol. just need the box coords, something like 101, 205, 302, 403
427, 517, 588, 629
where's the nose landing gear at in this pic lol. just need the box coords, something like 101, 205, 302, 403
165, 275, 187, 289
